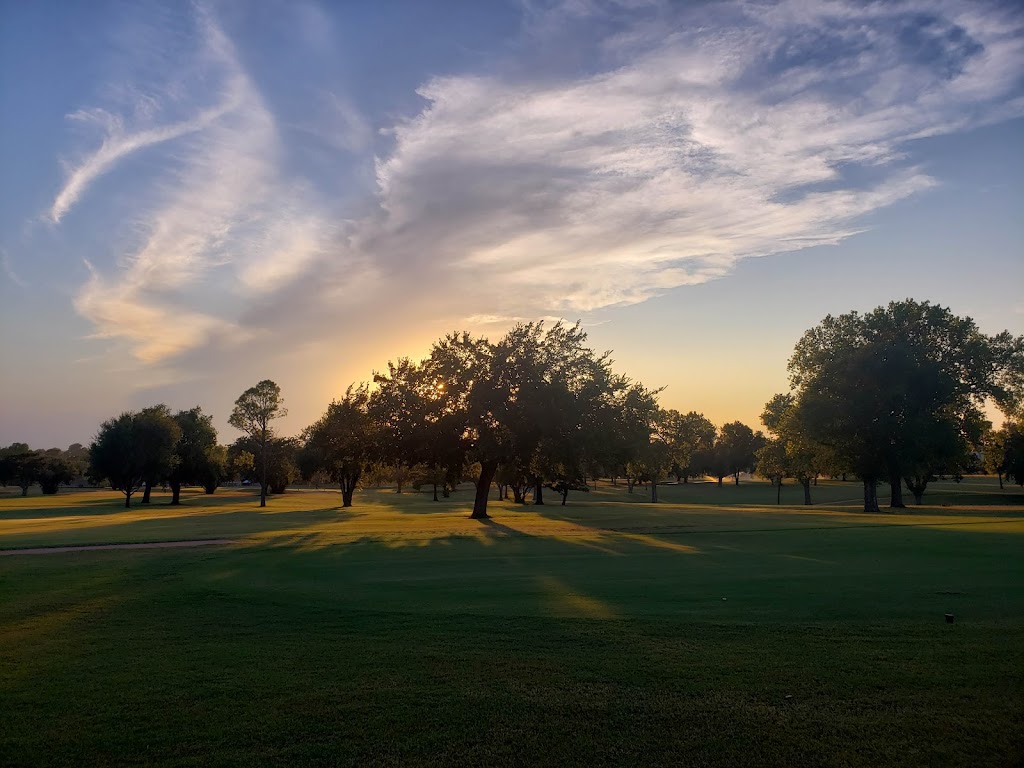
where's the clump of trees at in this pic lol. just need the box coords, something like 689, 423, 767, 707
289, 322, 775, 513
86, 406, 226, 508
12, 301, 1021, 515
0, 443, 87, 496
985, 422, 1024, 489
299, 385, 373, 507
169, 408, 226, 503
756, 393, 832, 505
777, 299, 1023, 512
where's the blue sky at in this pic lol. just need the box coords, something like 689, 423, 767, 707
1, 0, 1022, 448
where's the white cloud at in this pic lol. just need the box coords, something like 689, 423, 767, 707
365, 0, 1024, 314
74, 266, 239, 363
48, 99, 237, 224
60, 5, 345, 364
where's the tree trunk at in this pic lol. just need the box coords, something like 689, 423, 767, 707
801, 478, 811, 505
534, 481, 544, 505
813, 475, 818, 486
470, 460, 497, 519
561, 488, 568, 506
511, 484, 525, 504
342, 470, 360, 507
905, 475, 928, 505
432, 482, 439, 502
777, 479, 782, 505
683, 475, 688, 484
142, 481, 152, 504
260, 433, 268, 508
170, 481, 181, 506
124, 490, 132, 508
888, 471, 905, 509
863, 478, 880, 513
997, 472, 1004, 490
733, 472, 740, 485
626, 477, 634, 493
717, 475, 724, 487
650, 480, 658, 503
20, 484, 29, 497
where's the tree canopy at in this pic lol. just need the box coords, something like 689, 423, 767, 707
300, 384, 375, 507
88, 411, 180, 508
788, 300, 1024, 511
229, 380, 287, 508
168, 407, 223, 504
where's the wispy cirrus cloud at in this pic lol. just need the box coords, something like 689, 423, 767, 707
48, 99, 237, 225
0, 247, 27, 288
59, 4, 348, 365
364, 0, 1024, 316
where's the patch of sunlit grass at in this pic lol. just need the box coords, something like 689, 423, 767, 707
1, 481, 1021, 553
535, 575, 617, 619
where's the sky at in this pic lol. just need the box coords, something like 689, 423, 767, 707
1, 0, 1022, 449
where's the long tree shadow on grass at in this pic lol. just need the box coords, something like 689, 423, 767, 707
0, 505, 363, 551
0, 487, 271, 520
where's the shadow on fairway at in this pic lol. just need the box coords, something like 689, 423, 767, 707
0, 506, 362, 551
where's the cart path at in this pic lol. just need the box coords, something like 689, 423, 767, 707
0, 539, 236, 556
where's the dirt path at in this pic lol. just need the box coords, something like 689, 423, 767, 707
0, 539, 236, 556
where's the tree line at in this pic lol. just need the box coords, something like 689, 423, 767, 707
4, 301, 1022, 512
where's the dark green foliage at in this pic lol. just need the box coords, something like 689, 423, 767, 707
789, 300, 1024, 511
759, 394, 831, 505
614, 382, 663, 496
380, 322, 629, 518
695, 421, 762, 487
34, 454, 76, 495
228, 380, 287, 508
230, 436, 299, 495
0, 444, 90, 496
88, 410, 180, 508
660, 410, 716, 483
168, 408, 223, 504
0, 446, 39, 496
136, 405, 182, 502
986, 422, 1024, 488
300, 385, 374, 506
63, 443, 90, 479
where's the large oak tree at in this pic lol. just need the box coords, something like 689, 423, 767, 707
788, 300, 1024, 512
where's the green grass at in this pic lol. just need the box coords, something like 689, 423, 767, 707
1, 478, 1022, 766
